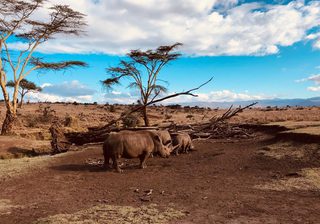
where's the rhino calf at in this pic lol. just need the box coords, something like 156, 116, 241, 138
171, 133, 194, 155
103, 130, 171, 173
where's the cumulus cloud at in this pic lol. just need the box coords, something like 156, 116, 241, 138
103, 90, 140, 104
307, 86, 320, 92
26, 80, 95, 102
101, 89, 271, 104
41, 80, 95, 97
165, 90, 272, 103
296, 74, 320, 92
7, 0, 320, 56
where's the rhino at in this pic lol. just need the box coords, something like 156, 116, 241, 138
171, 132, 194, 155
103, 130, 171, 173
148, 130, 174, 155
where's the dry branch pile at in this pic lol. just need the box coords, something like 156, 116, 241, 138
168, 102, 258, 139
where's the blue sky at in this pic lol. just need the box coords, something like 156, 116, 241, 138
3, 0, 320, 104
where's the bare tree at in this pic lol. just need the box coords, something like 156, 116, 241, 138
0, 0, 87, 134
102, 43, 182, 126
6, 79, 42, 108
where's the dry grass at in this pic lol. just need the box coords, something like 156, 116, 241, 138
0, 149, 88, 181
34, 204, 186, 224
257, 142, 319, 160
0, 156, 52, 180
256, 168, 320, 192
265, 121, 320, 129
0, 136, 51, 160
0, 199, 22, 215
284, 126, 320, 136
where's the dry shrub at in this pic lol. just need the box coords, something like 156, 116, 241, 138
34, 204, 185, 224
121, 112, 142, 128
109, 105, 116, 112
25, 106, 56, 128
64, 114, 79, 129
165, 114, 172, 120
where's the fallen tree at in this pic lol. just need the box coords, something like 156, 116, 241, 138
49, 78, 259, 153
50, 78, 213, 153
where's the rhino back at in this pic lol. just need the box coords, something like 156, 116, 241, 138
104, 131, 156, 159
121, 132, 155, 158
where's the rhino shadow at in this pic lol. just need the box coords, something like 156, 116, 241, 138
50, 163, 105, 172
50, 161, 143, 172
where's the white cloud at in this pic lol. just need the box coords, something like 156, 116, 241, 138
41, 80, 95, 97
101, 89, 272, 104
26, 80, 96, 102
40, 83, 53, 88
296, 74, 320, 84
307, 86, 320, 92
296, 74, 320, 92
103, 91, 138, 104
7, 0, 320, 56
164, 90, 272, 103
27, 92, 94, 103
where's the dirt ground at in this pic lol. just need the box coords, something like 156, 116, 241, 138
1, 132, 320, 224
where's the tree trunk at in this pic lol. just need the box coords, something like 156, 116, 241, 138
19, 94, 24, 108
1, 111, 16, 135
142, 105, 150, 127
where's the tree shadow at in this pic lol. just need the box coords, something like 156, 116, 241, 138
7, 147, 49, 158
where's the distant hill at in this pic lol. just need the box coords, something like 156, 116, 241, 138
177, 97, 320, 108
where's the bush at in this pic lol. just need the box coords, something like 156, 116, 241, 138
121, 113, 142, 128
64, 114, 79, 128
109, 105, 116, 112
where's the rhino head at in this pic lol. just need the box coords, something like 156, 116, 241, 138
153, 134, 171, 158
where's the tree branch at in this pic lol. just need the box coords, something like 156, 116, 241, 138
98, 77, 213, 130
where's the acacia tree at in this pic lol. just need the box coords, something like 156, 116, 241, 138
0, 0, 87, 134
6, 79, 42, 108
103, 43, 182, 126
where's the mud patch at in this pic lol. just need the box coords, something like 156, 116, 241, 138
256, 168, 320, 191
34, 204, 185, 224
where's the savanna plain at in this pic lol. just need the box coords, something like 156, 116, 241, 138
0, 103, 320, 224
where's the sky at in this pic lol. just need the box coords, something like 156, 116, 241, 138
3, 0, 320, 104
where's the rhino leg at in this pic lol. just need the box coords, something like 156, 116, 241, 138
185, 144, 189, 154
112, 155, 123, 173
103, 153, 111, 170
172, 144, 180, 156
139, 152, 150, 169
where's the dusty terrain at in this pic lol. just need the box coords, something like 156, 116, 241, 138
0, 103, 319, 223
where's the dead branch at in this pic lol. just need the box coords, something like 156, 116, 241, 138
197, 102, 258, 132
94, 77, 213, 131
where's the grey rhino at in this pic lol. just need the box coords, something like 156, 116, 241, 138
103, 130, 171, 173
171, 132, 194, 155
